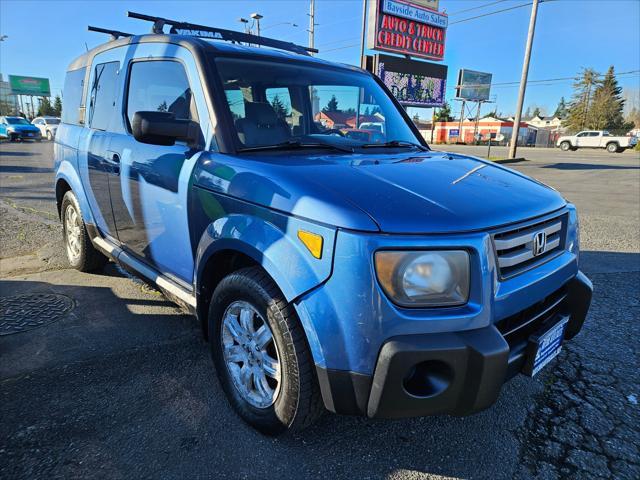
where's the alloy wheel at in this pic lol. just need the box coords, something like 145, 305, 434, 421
221, 300, 281, 409
64, 204, 82, 261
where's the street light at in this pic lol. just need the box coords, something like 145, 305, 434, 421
250, 13, 263, 37
238, 17, 249, 34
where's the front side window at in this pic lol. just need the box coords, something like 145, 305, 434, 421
126, 60, 197, 130
89, 61, 120, 131
215, 57, 421, 151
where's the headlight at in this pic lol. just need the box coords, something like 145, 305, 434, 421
375, 250, 470, 307
7, 127, 16, 133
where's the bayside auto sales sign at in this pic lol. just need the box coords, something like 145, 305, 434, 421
367, 0, 448, 61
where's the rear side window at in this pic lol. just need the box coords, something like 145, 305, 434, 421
88, 61, 120, 131
125, 60, 197, 130
62, 68, 86, 125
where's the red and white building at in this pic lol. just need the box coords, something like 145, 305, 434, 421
424, 116, 536, 145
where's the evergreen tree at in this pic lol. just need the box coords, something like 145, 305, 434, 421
565, 68, 601, 132
270, 94, 289, 118
323, 95, 339, 112
553, 97, 568, 118
37, 97, 54, 116
590, 66, 630, 131
434, 102, 453, 122
523, 106, 532, 119
53, 95, 62, 117
532, 107, 541, 117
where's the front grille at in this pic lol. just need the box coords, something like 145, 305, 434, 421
496, 286, 568, 348
493, 213, 567, 279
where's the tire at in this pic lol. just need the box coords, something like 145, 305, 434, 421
46, 130, 53, 141
606, 142, 619, 153
209, 267, 324, 435
61, 191, 108, 272
559, 141, 572, 152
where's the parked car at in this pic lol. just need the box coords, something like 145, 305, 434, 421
557, 130, 637, 153
32, 116, 61, 140
0, 116, 42, 141
54, 13, 592, 435
341, 128, 385, 143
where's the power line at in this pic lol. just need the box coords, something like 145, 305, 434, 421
447, 0, 511, 17
450, 2, 534, 25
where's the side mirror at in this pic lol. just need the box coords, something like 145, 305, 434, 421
132, 111, 200, 147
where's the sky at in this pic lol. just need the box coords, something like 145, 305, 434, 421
1, 0, 639, 119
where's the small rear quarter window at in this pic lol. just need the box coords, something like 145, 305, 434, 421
62, 68, 86, 125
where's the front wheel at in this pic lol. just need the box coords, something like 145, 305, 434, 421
559, 141, 572, 152
209, 267, 323, 435
61, 191, 108, 272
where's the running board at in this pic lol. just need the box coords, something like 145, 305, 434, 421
92, 236, 197, 312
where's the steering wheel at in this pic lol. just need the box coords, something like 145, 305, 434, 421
319, 128, 345, 137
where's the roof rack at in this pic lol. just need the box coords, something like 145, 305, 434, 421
126, 11, 318, 56
88, 26, 132, 40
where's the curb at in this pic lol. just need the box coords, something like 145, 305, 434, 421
494, 157, 527, 164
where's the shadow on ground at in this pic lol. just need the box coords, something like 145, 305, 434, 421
1, 251, 638, 479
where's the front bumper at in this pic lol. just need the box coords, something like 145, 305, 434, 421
316, 271, 592, 418
9, 130, 41, 140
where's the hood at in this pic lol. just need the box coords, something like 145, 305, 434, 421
10, 124, 39, 132
195, 151, 566, 234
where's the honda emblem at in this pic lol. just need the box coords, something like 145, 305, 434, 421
532, 231, 547, 256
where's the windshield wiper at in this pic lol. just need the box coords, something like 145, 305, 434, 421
238, 139, 354, 153
360, 140, 428, 151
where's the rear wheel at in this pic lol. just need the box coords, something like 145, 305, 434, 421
46, 130, 53, 141
209, 267, 323, 435
606, 142, 619, 153
61, 191, 107, 272
560, 141, 572, 152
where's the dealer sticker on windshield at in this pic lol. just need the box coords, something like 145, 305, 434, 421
523, 318, 569, 377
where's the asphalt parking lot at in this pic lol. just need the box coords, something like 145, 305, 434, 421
1, 141, 639, 479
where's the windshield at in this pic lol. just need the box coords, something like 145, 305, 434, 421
7, 117, 31, 125
214, 57, 423, 151
45, 118, 60, 125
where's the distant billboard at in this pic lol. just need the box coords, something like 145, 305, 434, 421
455, 69, 492, 101
8, 75, 51, 96
375, 54, 447, 107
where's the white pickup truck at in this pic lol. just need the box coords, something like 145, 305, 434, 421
557, 130, 637, 153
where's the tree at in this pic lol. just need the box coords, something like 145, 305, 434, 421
323, 95, 339, 112
37, 97, 54, 116
53, 95, 62, 117
434, 101, 453, 122
565, 68, 601, 132
270, 94, 289, 118
627, 106, 640, 129
523, 106, 532, 119
532, 107, 541, 118
590, 66, 631, 132
482, 108, 499, 119
553, 97, 568, 119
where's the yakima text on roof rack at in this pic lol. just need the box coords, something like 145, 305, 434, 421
126, 11, 318, 56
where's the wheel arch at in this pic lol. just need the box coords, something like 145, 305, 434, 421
193, 215, 336, 354
55, 164, 95, 225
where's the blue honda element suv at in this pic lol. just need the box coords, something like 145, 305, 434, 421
54, 13, 592, 435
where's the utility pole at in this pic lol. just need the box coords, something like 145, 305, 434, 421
458, 100, 465, 143
308, 0, 316, 54
508, 0, 540, 159
359, 0, 368, 67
